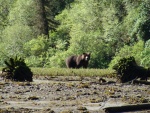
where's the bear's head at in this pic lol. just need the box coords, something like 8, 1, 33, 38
82, 53, 91, 61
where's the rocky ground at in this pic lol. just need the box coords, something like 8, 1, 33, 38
0, 75, 150, 113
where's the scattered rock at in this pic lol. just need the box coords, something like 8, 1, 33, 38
28, 96, 39, 100
77, 106, 87, 110
60, 110, 73, 113
78, 82, 90, 88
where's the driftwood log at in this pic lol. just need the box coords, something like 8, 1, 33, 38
113, 56, 150, 83
103, 103, 150, 113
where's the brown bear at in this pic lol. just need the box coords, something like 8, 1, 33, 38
66, 53, 90, 68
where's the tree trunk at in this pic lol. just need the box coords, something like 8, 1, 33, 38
36, 0, 49, 38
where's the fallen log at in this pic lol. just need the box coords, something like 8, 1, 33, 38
133, 80, 150, 85
103, 103, 150, 113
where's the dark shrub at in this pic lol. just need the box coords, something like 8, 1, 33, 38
2, 56, 33, 82
113, 56, 150, 83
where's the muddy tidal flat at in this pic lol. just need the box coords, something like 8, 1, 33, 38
0, 75, 150, 113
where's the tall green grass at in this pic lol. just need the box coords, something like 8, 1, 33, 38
0, 67, 115, 77
31, 68, 115, 77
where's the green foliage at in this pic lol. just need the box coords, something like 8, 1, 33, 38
123, 0, 150, 42
2, 56, 33, 82
0, 0, 36, 62
8, 0, 35, 25
44, 0, 74, 31
49, 31, 69, 51
55, 0, 113, 68
0, 0, 74, 67
23, 36, 48, 56
0, 0, 150, 68
140, 40, 150, 67
109, 41, 144, 68
55, 0, 150, 68
25, 56, 44, 67
46, 52, 66, 68
23, 34, 68, 67
102, 0, 124, 42
0, 0, 16, 38
8, 0, 49, 36
23, 35, 49, 67
1, 24, 33, 57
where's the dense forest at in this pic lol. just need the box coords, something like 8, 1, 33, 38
0, 0, 150, 68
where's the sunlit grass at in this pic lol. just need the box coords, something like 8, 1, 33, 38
31, 68, 115, 77
0, 66, 115, 77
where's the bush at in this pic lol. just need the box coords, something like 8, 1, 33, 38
25, 56, 44, 67
2, 56, 33, 82
109, 41, 144, 68
140, 39, 150, 67
46, 51, 68, 68
113, 56, 149, 83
